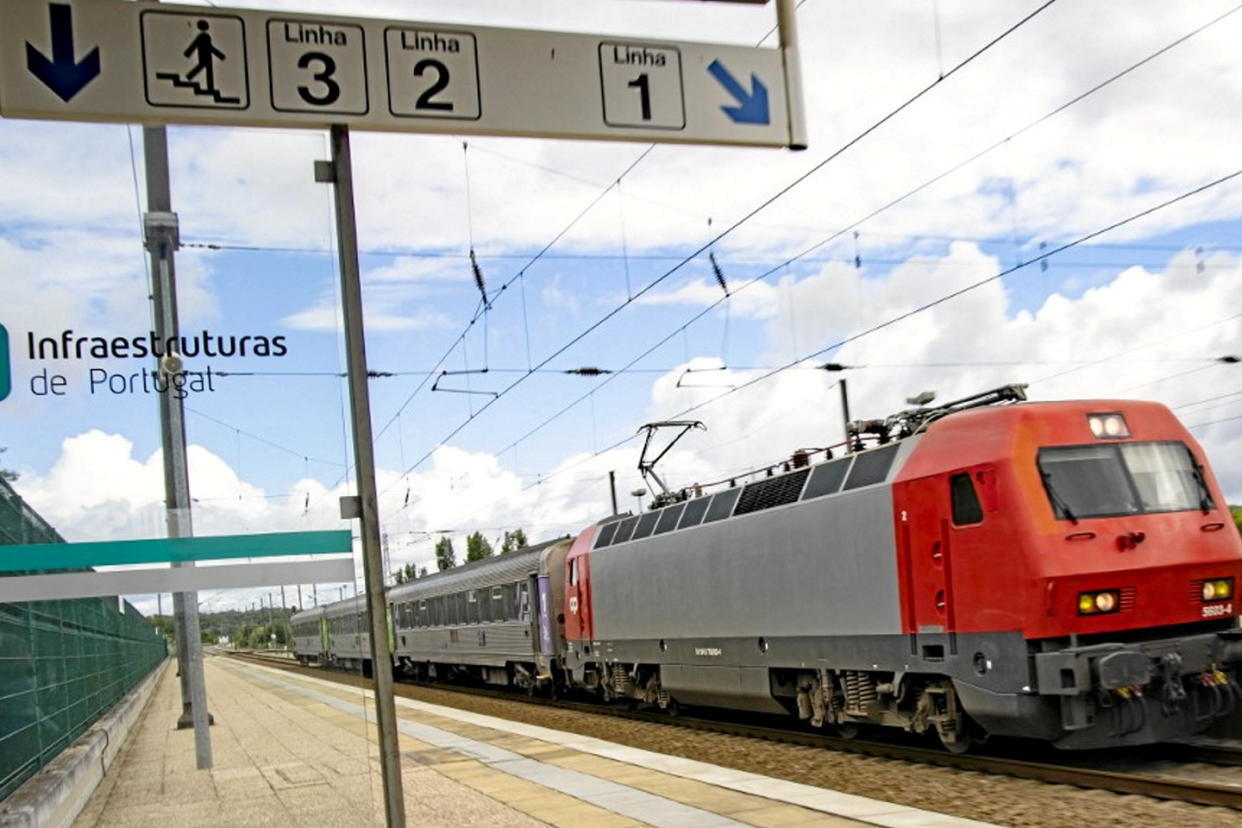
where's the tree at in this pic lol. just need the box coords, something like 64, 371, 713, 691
435, 536, 456, 571
0, 447, 17, 482
418, 566, 429, 579
1232, 505, 1242, 536
500, 528, 528, 554
393, 562, 417, 584
465, 531, 493, 562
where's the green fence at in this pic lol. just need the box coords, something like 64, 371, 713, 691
0, 478, 166, 801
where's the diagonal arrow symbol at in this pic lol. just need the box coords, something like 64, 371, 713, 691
26, 3, 101, 103
707, 59, 769, 125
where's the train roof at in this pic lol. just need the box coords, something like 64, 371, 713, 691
294, 536, 572, 620
387, 536, 570, 602
289, 604, 327, 623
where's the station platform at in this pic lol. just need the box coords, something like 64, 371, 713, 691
73, 656, 995, 827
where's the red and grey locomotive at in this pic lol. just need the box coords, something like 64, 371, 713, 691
297, 385, 1242, 750
561, 386, 1242, 749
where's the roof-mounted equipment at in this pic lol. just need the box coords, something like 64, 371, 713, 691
847, 384, 1028, 450
636, 420, 706, 508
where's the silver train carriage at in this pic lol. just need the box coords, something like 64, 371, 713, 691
290, 604, 328, 666
386, 537, 572, 691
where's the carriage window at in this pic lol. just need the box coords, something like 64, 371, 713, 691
950, 473, 983, 525
516, 582, 531, 621
504, 583, 517, 619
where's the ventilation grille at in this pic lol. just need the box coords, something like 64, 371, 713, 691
734, 468, 810, 517
1120, 586, 1137, 612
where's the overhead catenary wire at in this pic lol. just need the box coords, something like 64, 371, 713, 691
375, 0, 1064, 502
185, 406, 346, 468
468, 1, 1242, 468
441, 166, 1242, 526
370, 0, 1060, 467
201, 0, 1239, 515
371, 145, 658, 445
329, 8, 1242, 544
662, 169, 1242, 424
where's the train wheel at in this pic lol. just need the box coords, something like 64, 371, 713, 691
940, 728, 975, 754
835, 723, 861, 740
664, 698, 681, 718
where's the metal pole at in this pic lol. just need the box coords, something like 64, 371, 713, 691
143, 126, 212, 768
320, 124, 406, 828
312, 583, 318, 607
776, 0, 809, 150
608, 471, 618, 515
839, 378, 851, 447
296, 583, 303, 613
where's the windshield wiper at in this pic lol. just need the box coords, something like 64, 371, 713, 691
1041, 472, 1078, 524
1191, 464, 1213, 514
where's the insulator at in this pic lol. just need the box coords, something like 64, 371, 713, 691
709, 251, 728, 296
470, 248, 487, 305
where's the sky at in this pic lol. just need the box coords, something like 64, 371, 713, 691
2, 0, 1241, 616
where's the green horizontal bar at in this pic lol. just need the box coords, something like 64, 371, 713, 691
0, 530, 352, 573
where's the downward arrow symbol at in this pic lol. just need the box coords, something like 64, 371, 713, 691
707, 59, 769, 125
26, 4, 101, 103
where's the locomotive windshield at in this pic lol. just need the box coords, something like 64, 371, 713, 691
1038, 441, 1212, 520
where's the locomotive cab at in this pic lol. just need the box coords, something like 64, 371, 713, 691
895, 399, 1242, 748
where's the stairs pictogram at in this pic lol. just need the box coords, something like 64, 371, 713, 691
155, 72, 240, 104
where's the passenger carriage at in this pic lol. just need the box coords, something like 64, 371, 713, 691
387, 537, 573, 692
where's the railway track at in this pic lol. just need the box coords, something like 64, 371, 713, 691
225, 650, 1242, 812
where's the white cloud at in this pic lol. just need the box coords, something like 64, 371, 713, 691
636, 276, 778, 319
281, 286, 453, 332
633, 245, 1242, 499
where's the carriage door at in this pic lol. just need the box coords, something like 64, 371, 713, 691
563, 529, 596, 643
533, 574, 554, 656
899, 475, 959, 659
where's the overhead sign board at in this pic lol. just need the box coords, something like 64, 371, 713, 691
0, 0, 796, 148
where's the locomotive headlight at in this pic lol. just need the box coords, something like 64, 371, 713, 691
1202, 578, 1234, 602
1078, 590, 1121, 615
1087, 413, 1130, 439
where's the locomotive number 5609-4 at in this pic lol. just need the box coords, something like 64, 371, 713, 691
1203, 603, 1234, 618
